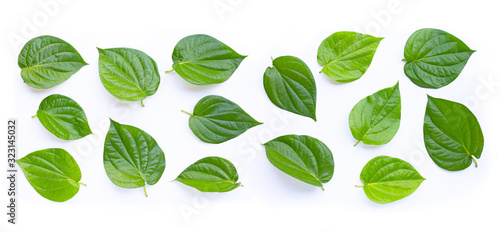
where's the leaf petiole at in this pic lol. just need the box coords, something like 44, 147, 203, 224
181, 110, 193, 116
79, 182, 86, 186
354, 140, 361, 146
32, 115, 37, 118
143, 186, 148, 197
141, 100, 145, 107
355, 185, 364, 188
471, 156, 478, 168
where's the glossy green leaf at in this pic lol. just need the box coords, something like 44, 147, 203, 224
349, 82, 401, 146
170, 34, 246, 85
264, 56, 317, 121
34, 94, 92, 140
358, 155, 425, 204
17, 148, 84, 202
263, 135, 334, 189
317, 31, 383, 83
175, 156, 241, 192
403, 28, 475, 89
424, 96, 484, 171
18, 35, 88, 89
98, 47, 160, 105
103, 119, 165, 196
183, 95, 262, 144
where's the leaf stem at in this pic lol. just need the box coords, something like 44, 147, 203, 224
165, 69, 174, 73
471, 156, 478, 168
31, 115, 37, 118
402, 59, 406, 61
181, 110, 193, 116
143, 186, 148, 197
320, 186, 325, 191
355, 185, 364, 188
79, 182, 86, 186
140, 100, 145, 107
354, 140, 362, 146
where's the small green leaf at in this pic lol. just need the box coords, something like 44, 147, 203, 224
317, 31, 383, 83
403, 28, 475, 89
264, 56, 317, 121
98, 47, 161, 103
359, 155, 425, 204
171, 34, 246, 85
424, 96, 484, 171
35, 94, 92, 140
349, 82, 401, 146
263, 135, 334, 189
183, 95, 262, 144
103, 119, 166, 196
18, 35, 88, 89
175, 156, 241, 192
17, 148, 84, 202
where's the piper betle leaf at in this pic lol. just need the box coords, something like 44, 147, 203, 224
98, 47, 160, 105
18, 35, 88, 89
359, 155, 425, 204
170, 34, 246, 85
34, 94, 92, 140
263, 135, 334, 189
349, 82, 401, 146
183, 95, 262, 144
17, 148, 84, 202
103, 119, 166, 196
403, 28, 475, 89
317, 31, 383, 83
264, 56, 317, 121
424, 96, 484, 171
175, 156, 241, 192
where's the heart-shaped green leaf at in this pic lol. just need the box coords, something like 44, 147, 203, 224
175, 156, 241, 192
358, 155, 425, 204
98, 47, 161, 105
349, 82, 401, 146
424, 96, 484, 171
34, 94, 92, 140
403, 28, 475, 89
183, 95, 262, 144
264, 56, 317, 121
317, 31, 383, 83
170, 34, 246, 85
17, 148, 84, 202
103, 119, 166, 196
263, 135, 334, 189
18, 35, 88, 89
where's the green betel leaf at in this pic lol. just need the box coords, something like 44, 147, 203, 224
349, 82, 401, 146
403, 28, 476, 89
175, 156, 241, 192
103, 119, 166, 196
263, 135, 334, 189
34, 94, 92, 140
18, 35, 88, 89
424, 96, 484, 171
358, 155, 425, 204
182, 95, 262, 144
17, 148, 84, 202
317, 31, 383, 83
170, 34, 247, 85
98, 47, 160, 106
263, 56, 317, 121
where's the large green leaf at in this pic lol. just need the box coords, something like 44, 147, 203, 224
183, 95, 262, 144
34, 94, 92, 140
317, 31, 383, 83
403, 28, 475, 89
358, 155, 425, 204
170, 34, 246, 85
18, 35, 88, 89
263, 56, 317, 121
349, 82, 401, 146
17, 148, 84, 202
103, 119, 166, 196
175, 156, 241, 192
424, 96, 484, 171
98, 47, 160, 105
263, 135, 334, 189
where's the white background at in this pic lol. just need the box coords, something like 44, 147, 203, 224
1, 0, 499, 231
